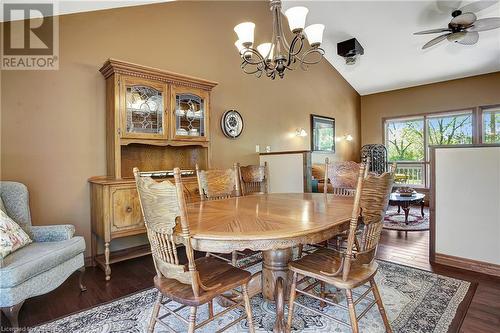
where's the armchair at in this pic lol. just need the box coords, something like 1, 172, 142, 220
0, 181, 86, 332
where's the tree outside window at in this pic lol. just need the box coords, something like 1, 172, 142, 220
386, 119, 424, 162
483, 108, 500, 143
427, 113, 473, 146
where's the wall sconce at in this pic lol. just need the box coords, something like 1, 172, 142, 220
336, 134, 353, 142
295, 128, 307, 137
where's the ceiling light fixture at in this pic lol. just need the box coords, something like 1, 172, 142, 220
234, 0, 325, 79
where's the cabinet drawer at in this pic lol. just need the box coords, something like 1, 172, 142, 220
110, 186, 144, 235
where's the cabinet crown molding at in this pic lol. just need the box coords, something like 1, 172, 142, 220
99, 58, 218, 91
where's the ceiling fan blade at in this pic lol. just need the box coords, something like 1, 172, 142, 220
447, 31, 480, 44
450, 12, 477, 26
414, 28, 452, 35
437, 1, 463, 12
459, 1, 498, 14
422, 33, 451, 49
468, 17, 500, 31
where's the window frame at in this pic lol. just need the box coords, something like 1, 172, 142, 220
479, 104, 500, 144
382, 107, 481, 188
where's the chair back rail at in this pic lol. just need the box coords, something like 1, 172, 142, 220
134, 167, 204, 296
341, 163, 396, 281
323, 159, 360, 196
196, 163, 241, 200
239, 163, 268, 195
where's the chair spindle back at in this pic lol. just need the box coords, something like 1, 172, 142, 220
324, 158, 360, 196
134, 167, 202, 296
196, 163, 241, 201
342, 163, 395, 281
239, 163, 268, 195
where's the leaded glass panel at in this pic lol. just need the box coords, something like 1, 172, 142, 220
125, 85, 163, 135
175, 93, 205, 137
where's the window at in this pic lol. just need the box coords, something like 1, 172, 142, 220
427, 112, 473, 146
384, 110, 474, 188
482, 107, 500, 143
385, 118, 425, 186
386, 118, 424, 161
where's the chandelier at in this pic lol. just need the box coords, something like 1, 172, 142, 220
234, 0, 325, 79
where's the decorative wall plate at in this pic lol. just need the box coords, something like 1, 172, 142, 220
221, 110, 244, 139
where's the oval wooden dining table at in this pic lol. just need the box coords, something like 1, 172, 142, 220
183, 193, 354, 332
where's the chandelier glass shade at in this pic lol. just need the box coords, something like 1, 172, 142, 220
234, 0, 325, 79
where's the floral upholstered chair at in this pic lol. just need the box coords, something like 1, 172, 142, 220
0, 181, 86, 332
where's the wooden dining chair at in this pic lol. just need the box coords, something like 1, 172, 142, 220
287, 163, 395, 333
239, 163, 268, 195
196, 163, 247, 266
324, 158, 360, 196
134, 167, 255, 333
298, 159, 362, 258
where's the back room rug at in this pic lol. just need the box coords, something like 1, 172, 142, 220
384, 206, 430, 232
30, 258, 475, 333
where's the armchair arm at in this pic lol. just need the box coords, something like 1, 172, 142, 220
31, 224, 75, 242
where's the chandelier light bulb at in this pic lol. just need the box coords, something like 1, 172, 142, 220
284, 6, 309, 33
304, 24, 325, 47
235, 40, 251, 59
234, 22, 255, 47
234, 40, 244, 52
257, 43, 274, 61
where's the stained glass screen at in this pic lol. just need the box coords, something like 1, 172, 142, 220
125, 85, 163, 135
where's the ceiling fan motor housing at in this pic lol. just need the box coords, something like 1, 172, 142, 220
337, 38, 364, 65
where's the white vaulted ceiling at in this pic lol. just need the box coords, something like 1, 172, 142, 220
282, 0, 500, 95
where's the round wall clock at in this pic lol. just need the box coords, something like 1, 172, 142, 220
221, 110, 244, 139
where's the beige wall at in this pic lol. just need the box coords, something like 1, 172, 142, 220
1, 1, 360, 255
361, 72, 500, 145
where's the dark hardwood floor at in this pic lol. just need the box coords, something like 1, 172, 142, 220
2, 230, 499, 332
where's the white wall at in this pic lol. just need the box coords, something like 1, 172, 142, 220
435, 146, 500, 265
260, 153, 304, 193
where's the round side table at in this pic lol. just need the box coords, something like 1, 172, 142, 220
388, 192, 425, 225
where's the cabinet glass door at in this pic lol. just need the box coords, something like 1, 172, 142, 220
121, 78, 167, 139
173, 88, 208, 140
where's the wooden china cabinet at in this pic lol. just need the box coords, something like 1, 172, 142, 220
89, 59, 217, 280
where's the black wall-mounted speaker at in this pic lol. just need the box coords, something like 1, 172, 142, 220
337, 38, 364, 58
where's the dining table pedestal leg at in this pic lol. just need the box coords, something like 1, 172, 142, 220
262, 247, 293, 333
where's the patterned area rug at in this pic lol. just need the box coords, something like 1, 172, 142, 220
31, 253, 474, 333
384, 206, 430, 231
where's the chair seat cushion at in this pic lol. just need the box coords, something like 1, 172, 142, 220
289, 247, 378, 289
154, 256, 251, 306
0, 236, 85, 288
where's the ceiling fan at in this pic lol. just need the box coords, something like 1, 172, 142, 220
414, 1, 500, 49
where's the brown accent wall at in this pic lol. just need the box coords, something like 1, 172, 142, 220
361, 72, 500, 145
1, 1, 360, 254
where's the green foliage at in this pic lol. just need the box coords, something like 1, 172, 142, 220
386, 114, 474, 162
386, 120, 424, 161
483, 111, 500, 143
